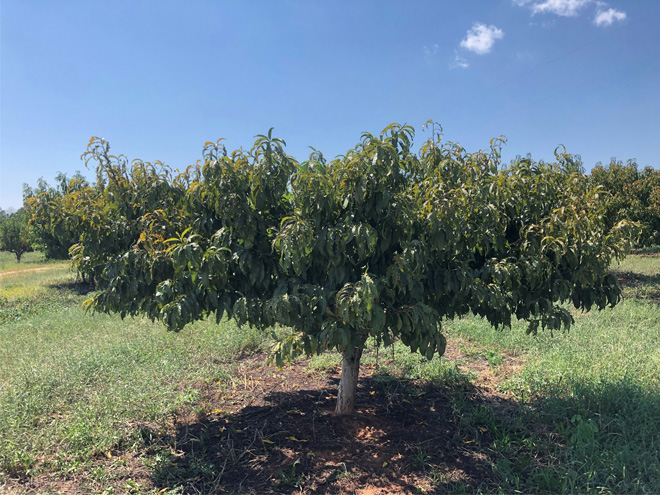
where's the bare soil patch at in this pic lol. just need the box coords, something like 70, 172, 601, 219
0, 265, 63, 278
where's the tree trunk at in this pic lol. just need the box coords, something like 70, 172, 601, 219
335, 346, 363, 415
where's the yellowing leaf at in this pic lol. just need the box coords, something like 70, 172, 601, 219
262, 438, 274, 444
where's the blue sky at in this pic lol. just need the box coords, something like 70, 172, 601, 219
1, 0, 658, 210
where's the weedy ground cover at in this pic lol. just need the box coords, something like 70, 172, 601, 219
0, 252, 75, 324
1, 253, 659, 494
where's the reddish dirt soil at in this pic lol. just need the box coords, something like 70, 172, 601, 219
0, 265, 62, 277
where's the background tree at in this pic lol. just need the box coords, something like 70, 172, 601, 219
72, 126, 634, 414
0, 209, 33, 262
24, 172, 90, 260
590, 159, 660, 247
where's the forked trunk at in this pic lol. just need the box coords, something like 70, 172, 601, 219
335, 346, 363, 415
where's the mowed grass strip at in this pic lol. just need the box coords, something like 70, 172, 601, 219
0, 251, 69, 279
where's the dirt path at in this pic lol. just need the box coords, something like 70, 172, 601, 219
0, 265, 65, 278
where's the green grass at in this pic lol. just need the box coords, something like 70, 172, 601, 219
2, 251, 660, 494
0, 250, 49, 272
615, 252, 660, 275
0, 251, 76, 324
0, 306, 274, 480
447, 296, 660, 492
610, 253, 660, 301
0, 253, 275, 487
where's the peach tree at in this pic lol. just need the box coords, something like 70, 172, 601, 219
76, 124, 634, 414
0, 209, 33, 263
590, 159, 660, 247
24, 173, 91, 261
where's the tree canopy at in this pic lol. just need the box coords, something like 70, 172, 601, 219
0, 209, 33, 263
590, 159, 660, 247
24, 172, 91, 260
38, 124, 635, 414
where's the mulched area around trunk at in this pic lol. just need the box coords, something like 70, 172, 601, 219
145, 357, 491, 494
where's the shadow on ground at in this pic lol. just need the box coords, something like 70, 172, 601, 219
144, 360, 565, 495
49, 280, 96, 295
4, 352, 659, 494
612, 270, 660, 302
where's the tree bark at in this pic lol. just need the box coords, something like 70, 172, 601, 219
335, 346, 363, 415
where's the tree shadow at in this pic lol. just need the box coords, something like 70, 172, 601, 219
142, 354, 660, 494
141, 356, 660, 495
146, 380, 487, 494
612, 270, 660, 302
48, 280, 95, 295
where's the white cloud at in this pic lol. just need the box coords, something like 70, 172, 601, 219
594, 7, 626, 26
460, 23, 504, 55
451, 53, 470, 69
515, 0, 628, 26
529, 0, 592, 16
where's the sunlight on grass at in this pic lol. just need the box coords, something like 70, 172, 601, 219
0, 308, 266, 478
0, 251, 48, 271
0, 251, 73, 301
613, 253, 660, 277
448, 257, 660, 493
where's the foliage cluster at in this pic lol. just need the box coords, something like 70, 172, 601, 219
0, 209, 33, 263
23, 172, 90, 260
590, 158, 660, 247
